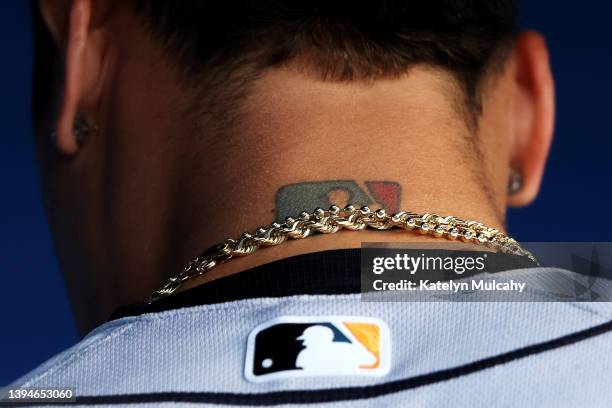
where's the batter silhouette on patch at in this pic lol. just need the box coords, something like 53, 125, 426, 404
245, 317, 390, 381
295, 325, 377, 370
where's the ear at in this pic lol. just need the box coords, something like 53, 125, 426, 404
40, 0, 103, 155
507, 31, 555, 207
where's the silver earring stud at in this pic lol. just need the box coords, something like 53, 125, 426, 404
508, 169, 523, 194
73, 117, 98, 146
48, 117, 98, 147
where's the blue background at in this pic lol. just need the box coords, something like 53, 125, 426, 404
1, 1, 611, 384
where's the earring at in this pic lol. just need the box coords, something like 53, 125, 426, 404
508, 169, 523, 194
73, 117, 98, 146
49, 117, 98, 147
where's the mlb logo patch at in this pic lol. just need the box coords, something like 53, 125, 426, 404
244, 316, 391, 382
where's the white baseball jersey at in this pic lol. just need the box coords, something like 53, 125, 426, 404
10, 249, 612, 407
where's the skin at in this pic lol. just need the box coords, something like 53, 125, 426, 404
37, 0, 555, 334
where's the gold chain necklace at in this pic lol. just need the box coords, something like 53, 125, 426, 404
148, 204, 536, 303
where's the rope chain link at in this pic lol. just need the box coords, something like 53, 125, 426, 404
148, 204, 537, 303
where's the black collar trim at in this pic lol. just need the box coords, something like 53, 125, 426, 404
109, 249, 362, 321
109, 247, 535, 321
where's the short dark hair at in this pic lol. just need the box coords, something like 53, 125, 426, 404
31, 1, 517, 128
132, 0, 517, 122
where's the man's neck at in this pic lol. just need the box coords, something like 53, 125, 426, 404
160, 66, 508, 292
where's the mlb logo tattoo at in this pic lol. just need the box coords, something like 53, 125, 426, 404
244, 316, 391, 382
